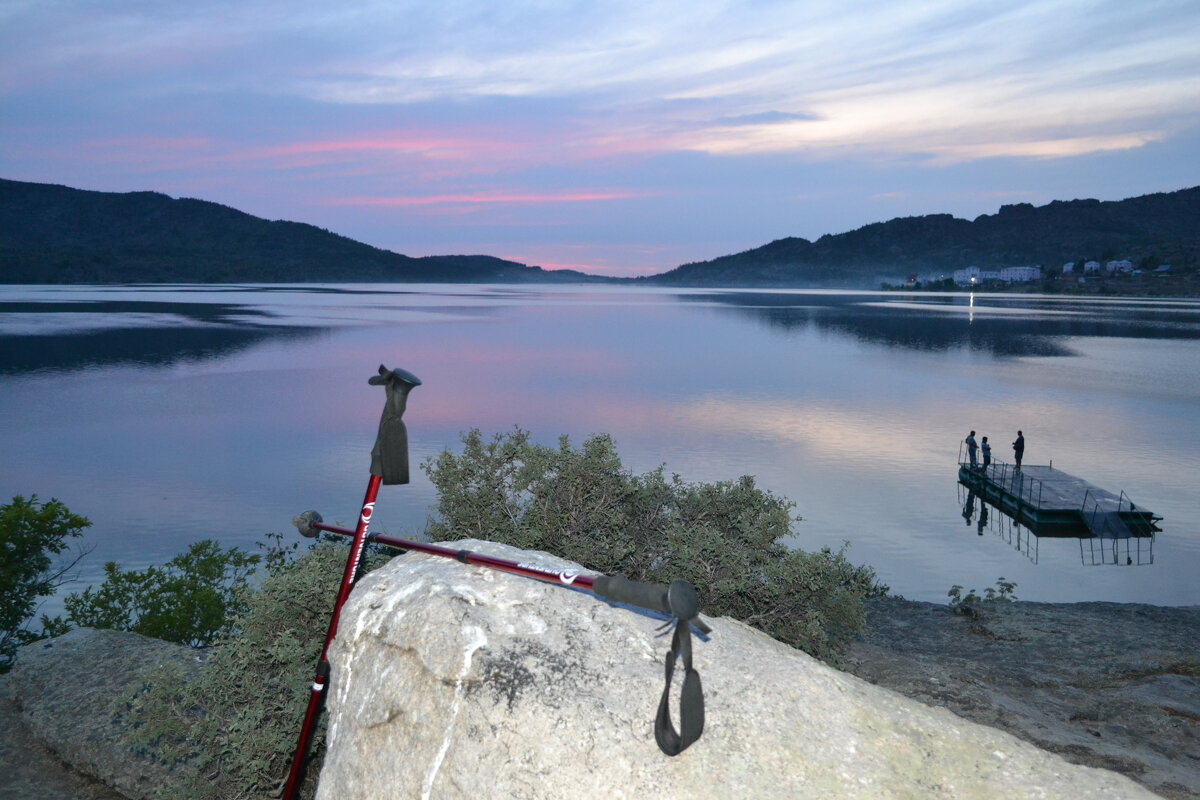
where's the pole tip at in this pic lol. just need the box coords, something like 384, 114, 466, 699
293, 510, 323, 538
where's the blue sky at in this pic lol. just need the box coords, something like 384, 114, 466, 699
2, 0, 1198, 276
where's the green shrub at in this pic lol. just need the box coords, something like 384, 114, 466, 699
0, 495, 91, 671
65, 539, 259, 648
116, 429, 882, 798
948, 577, 1018, 617
116, 539, 380, 800
425, 428, 884, 662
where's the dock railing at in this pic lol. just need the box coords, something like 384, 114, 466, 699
1118, 491, 1158, 537
993, 459, 1044, 510
1081, 488, 1119, 538
957, 441, 1045, 510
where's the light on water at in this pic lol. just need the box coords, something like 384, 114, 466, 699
2, 283, 1198, 610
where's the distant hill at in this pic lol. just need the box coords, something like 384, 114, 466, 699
644, 187, 1200, 287
5, 177, 1198, 288
0, 178, 597, 284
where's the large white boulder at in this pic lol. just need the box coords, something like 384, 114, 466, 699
318, 540, 1152, 799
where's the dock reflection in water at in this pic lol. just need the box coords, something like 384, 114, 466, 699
957, 482, 1156, 567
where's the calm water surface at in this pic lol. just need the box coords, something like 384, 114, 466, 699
2, 283, 1198, 610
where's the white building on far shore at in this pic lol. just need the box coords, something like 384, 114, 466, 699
1000, 266, 1042, 283
1106, 259, 1135, 273
1062, 262, 1075, 274
1083, 260, 1101, 272
953, 266, 1001, 286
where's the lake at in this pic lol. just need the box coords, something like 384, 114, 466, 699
2, 283, 1198, 611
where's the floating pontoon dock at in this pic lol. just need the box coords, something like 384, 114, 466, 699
956, 460, 1161, 540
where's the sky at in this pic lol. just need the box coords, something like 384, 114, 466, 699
2, 0, 1199, 277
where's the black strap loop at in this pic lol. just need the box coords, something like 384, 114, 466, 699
654, 619, 704, 756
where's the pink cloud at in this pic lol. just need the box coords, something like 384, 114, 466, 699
326, 190, 641, 207
526, 260, 615, 273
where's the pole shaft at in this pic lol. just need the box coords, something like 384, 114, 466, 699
309, 521, 597, 593
282, 475, 382, 800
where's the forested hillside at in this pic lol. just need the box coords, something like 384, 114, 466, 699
0, 179, 592, 284
647, 187, 1200, 287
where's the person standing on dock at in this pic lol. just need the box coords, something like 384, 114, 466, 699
1012, 430, 1025, 470
981, 436, 992, 471
966, 430, 979, 469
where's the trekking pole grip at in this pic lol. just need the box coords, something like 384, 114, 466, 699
592, 576, 711, 633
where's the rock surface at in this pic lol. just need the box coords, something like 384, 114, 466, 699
4, 628, 200, 800
843, 598, 1200, 800
318, 540, 1155, 799
0, 672, 127, 800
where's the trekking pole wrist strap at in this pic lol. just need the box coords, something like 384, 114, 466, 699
654, 615, 704, 755
592, 576, 707, 755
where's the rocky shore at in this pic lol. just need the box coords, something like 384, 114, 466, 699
2, 598, 1197, 799
844, 598, 1200, 800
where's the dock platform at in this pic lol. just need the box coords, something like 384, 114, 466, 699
957, 462, 1160, 539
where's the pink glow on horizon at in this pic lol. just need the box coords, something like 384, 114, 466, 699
526, 261, 614, 273
327, 190, 641, 207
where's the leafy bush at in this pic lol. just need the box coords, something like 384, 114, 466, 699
65, 539, 259, 648
425, 428, 884, 662
116, 539, 380, 800
114, 429, 882, 798
0, 495, 90, 671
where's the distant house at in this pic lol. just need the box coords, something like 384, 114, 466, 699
1000, 266, 1042, 283
1062, 262, 1075, 274
953, 266, 1001, 286
1083, 260, 1101, 273
955, 267, 1002, 285
953, 267, 979, 286
1106, 259, 1134, 273
1154, 264, 1173, 275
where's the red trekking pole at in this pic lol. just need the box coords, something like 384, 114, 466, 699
289, 514, 710, 760
281, 365, 420, 800
283, 365, 709, 799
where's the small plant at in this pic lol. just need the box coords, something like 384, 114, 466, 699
948, 577, 1018, 616
0, 495, 91, 671
65, 539, 259, 648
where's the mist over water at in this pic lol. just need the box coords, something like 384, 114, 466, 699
3, 283, 1198, 611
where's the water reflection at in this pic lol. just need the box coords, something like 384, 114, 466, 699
2, 284, 1195, 606
0, 300, 319, 374
684, 292, 1200, 356
956, 483, 1154, 566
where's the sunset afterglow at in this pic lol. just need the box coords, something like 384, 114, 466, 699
2, 0, 1197, 276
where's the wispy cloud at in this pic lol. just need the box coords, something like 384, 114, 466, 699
711, 111, 821, 127
6, 0, 1196, 166
2, 0, 1197, 276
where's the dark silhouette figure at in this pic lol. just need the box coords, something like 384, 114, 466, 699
981, 436, 992, 472
368, 364, 422, 485
965, 430, 978, 469
1012, 430, 1025, 469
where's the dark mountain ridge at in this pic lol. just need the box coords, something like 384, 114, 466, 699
0, 178, 597, 284
3, 177, 1197, 287
646, 187, 1200, 287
